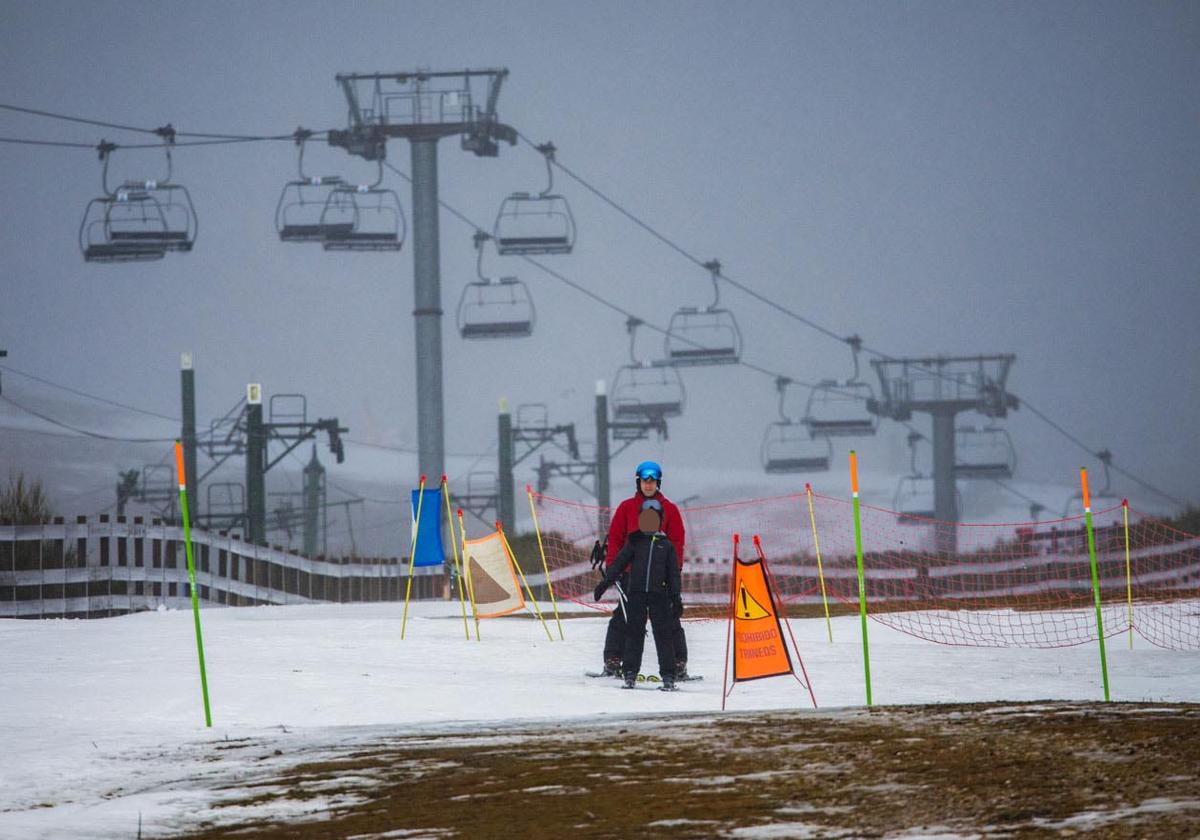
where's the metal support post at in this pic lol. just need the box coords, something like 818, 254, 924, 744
595, 379, 611, 532
411, 138, 445, 484
931, 408, 958, 555
498, 399, 515, 532
303, 445, 323, 558
245, 385, 266, 545
180, 353, 198, 513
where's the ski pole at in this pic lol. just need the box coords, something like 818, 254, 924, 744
613, 579, 629, 623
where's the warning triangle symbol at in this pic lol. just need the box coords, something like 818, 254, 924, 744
469, 555, 510, 605
737, 584, 772, 620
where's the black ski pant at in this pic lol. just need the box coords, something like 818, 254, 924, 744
620, 591, 676, 680
604, 608, 687, 665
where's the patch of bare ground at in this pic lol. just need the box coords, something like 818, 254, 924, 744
178, 701, 1200, 839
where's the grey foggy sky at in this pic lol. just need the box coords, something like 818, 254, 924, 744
1, 0, 1197, 540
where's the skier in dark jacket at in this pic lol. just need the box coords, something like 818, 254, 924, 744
598, 460, 689, 678
594, 497, 683, 690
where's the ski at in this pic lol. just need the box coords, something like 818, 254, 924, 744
585, 671, 620, 679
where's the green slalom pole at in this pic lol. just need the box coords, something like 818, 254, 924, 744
850, 451, 872, 706
175, 441, 212, 727
1081, 468, 1111, 702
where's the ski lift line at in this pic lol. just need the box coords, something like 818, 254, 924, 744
0, 101, 316, 142
1, 107, 1176, 506
516, 135, 1194, 510
380, 161, 912, 400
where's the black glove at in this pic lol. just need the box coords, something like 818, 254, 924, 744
594, 580, 610, 602
672, 597, 684, 619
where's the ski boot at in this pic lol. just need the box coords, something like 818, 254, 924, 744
622, 673, 637, 689
601, 657, 622, 678
675, 661, 689, 681
659, 676, 678, 692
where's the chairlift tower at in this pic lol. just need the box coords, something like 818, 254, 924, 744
869, 354, 1018, 554
329, 70, 516, 485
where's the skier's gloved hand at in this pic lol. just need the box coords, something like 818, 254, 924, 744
672, 597, 684, 619
593, 580, 610, 602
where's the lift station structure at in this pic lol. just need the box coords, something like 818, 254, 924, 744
328, 69, 516, 484
869, 354, 1018, 554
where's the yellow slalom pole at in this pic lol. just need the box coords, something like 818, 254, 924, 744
457, 509, 480, 641
806, 483, 833, 643
442, 476, 471, 641
497, 520, 553, 642
1123, 499, 1133, 650
400, 475, 427, 640
526, 484, 564, 640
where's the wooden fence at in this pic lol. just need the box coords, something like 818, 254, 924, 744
0, 515, 445, 619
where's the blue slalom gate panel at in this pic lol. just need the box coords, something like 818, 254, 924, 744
411, 487, 445, 567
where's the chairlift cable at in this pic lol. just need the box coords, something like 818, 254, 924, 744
0, 363, 182, 421
0, 135, 98, 149
0, 101, 318, 142
0, 394, 178, 443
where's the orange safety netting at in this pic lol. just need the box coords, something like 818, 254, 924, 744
528, 490, 1200, 650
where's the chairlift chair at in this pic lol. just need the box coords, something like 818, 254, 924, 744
276, 176, 348, 242
760, 377, 829, 473
803, 336, 878, 438
493, 142, 576, 255
79, 136, 198, 261
803, 379, 879, 437
276, 130, 350, 242
80, 191, 168, 263
611, 363, 685, 421
321, 182, 406, 251
954, 424, 1016, 479
664, 260, 743, 366
610, 316, 684, 421
761, 423, 831, 473
893, 476, 936, 523
456, 231, 535, 339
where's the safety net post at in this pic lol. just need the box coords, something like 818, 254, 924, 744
1081, 468, 1111, 701
174, 440, 212, 727
805, 483, 833, 643
1123, 499, 1133, 650
850, 450, 872, 706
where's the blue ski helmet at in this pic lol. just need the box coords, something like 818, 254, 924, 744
635, 460, 663, 482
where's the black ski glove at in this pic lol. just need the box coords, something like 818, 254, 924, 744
594, 580, 610, 602
672, 597, 684, 619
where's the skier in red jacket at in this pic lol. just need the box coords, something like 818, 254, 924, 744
598, 460, 689, 678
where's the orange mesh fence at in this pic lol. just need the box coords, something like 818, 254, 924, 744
528, 491, 1199, 650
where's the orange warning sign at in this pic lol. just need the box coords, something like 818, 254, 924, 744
731, 548, 793, 681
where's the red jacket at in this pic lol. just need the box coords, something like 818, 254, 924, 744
605, 490, 686, 569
